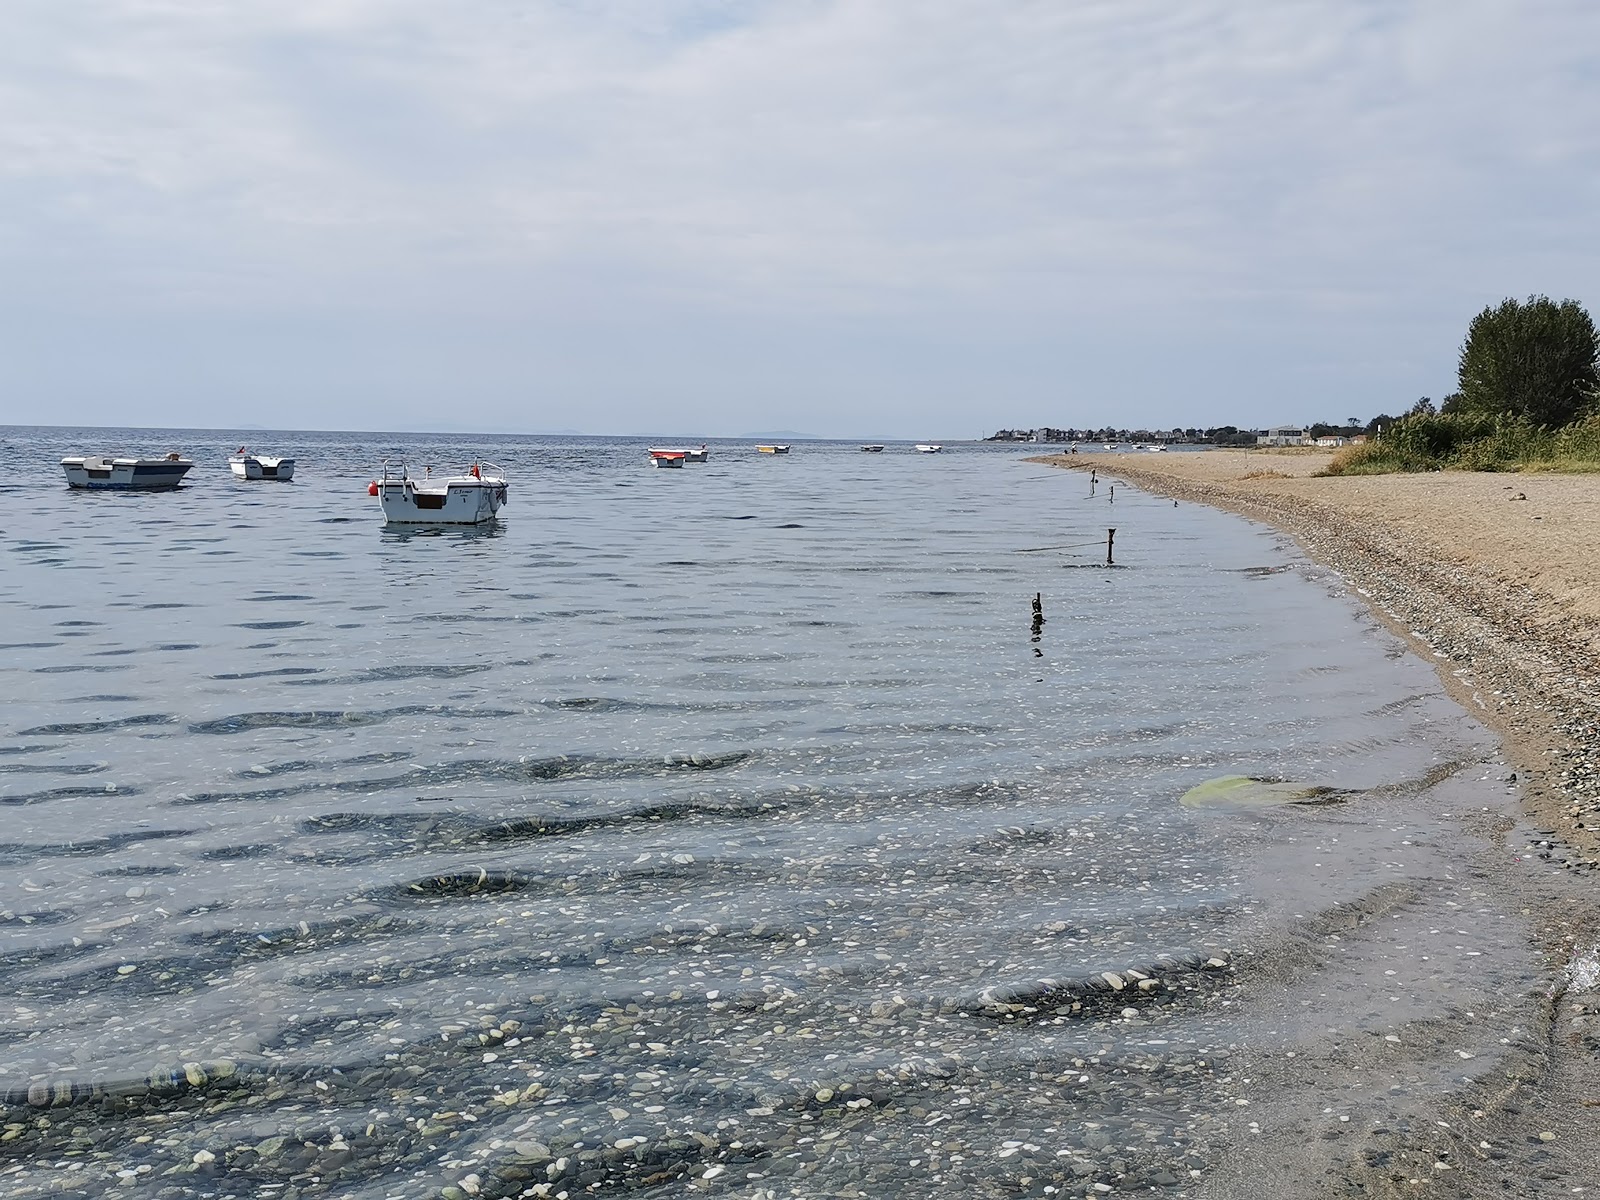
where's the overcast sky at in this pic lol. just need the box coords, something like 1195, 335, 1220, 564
2, 0, 1597, 438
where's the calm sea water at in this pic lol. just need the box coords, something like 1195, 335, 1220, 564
0, 429, 1548, 1198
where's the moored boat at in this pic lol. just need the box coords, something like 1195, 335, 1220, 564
61, 454, 193, 491
684, 445, 710, 463
860, 445, 885, 452
915, 443, 942, 453
229, 448, 296, 480
374, 460, 507, 524
756, 444, 790, 454
647, 449, 687, 468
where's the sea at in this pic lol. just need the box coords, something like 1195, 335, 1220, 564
0, 428, 1560, 1198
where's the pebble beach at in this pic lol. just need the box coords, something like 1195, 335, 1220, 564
1035, 447, 1600, 1197
5, 430, 1600, 1200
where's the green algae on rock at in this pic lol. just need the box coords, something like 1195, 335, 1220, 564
1180, 775, 1350, 809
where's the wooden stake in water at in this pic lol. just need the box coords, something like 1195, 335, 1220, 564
1106, 528, 1116, 566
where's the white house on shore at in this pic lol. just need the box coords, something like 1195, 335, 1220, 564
1257, 425, 1310, 446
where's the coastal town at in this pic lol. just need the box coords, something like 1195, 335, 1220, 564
984, 422, 1380, 447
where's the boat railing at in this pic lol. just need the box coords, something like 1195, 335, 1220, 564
378, 460, 506, 484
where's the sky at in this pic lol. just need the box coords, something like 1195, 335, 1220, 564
2, 0, 1598, 439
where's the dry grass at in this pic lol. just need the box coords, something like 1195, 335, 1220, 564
1239, 469, 1293, 480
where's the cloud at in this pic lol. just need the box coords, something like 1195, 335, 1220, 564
3, 0, 1599, 431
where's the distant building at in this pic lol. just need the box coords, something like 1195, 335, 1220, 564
1257, 425, 1309, 447
1314, 435, 1348, 447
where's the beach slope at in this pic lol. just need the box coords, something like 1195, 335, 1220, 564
1033, 448, 1600, 1195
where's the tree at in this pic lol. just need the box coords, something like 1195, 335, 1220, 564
1457, 295, 1600, 427
1408, 396, 1436, 417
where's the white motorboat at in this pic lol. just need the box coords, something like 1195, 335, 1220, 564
61, 454, 193, 490
915, 443, 942, 453
860, 445, 885, 452
647, 449, 687, 468
756, 444, 790, 454
684, 445, 710, 463
1147, 444, 1169, 452
373, 460, 507, 524
229, 448, 296, 480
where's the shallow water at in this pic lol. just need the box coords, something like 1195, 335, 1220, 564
0, 430, 1549, 1197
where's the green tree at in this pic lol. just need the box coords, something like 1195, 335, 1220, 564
1457, 295, 1600, 427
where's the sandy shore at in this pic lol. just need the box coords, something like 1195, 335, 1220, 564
1032, 448, 1600, 1197
1031, 448, 1600, 863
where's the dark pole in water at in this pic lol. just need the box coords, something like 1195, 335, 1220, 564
1109, 485, 1114, 503
1106, 528, 1116, 566
1030, 592, 1044, 639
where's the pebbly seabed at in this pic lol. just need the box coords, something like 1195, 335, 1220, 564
1, 429, 1594, 1199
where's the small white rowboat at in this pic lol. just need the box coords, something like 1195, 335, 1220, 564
374, 460, 507, 524
61, 455, 193, 490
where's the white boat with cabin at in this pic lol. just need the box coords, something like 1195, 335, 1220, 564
374, 460, 507, 524
915, 443, 942, 453
61, 454, 193, 490
229, 448, 295, 480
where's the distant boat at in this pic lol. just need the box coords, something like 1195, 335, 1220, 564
684, 445, 710, 463
62, 454, 192, 490
756, 444, 790, 454
374, 460, 507, 524
647, 449, 687, 468
860, 445, 885, 452
915, 443, 942, 453
1147, 444, 1169, 452
229, 448, 295, 480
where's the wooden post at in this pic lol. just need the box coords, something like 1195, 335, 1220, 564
1108, 485, 1114, 503
1106, 528, 1116, 566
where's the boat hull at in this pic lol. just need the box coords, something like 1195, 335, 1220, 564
230, 455, 295, 480
378, 478, 506, 523
61, 457, 193, 490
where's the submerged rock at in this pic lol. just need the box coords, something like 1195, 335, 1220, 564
1180, 775, 1350, 809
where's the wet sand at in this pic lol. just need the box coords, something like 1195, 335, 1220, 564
1033, 448, 1600, 1198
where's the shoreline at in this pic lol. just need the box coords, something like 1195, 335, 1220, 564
1028, 449, 1600, 868
1032, 449, 1600, 1195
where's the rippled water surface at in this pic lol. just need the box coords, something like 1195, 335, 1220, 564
0, 430, 1547, 1197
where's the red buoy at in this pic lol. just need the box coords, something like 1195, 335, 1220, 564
367, 481, 379, 496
